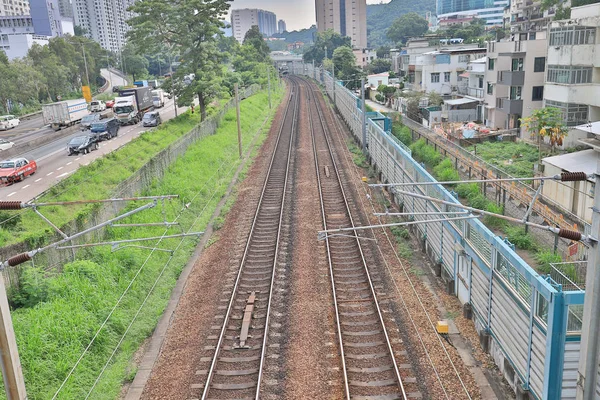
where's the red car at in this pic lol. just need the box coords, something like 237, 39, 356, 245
106, 100, 115, 108
0, 158, 37, 184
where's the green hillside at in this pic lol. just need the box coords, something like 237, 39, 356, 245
367, 0, 436, 47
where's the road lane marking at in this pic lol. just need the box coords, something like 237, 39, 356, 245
57, 172, 71, 178
46, 172, 53, 176
7, 192, 16, 197
22, 185, 30, 189
34, 178, 42, 182
67, 162, 72, 165
76, 157, 81, 161
57, 167, 63, 171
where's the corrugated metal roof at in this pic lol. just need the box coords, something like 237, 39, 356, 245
444, 97, 478, 105
543, 149, 598, 178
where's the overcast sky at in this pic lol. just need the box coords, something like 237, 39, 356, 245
227, 0, 392, 31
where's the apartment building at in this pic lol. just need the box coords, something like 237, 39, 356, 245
71, 0, 137, 52
278, 19, 286, 34
543, 3, 600, 147
457, 56, 486, 121
353, 47, 376, 67
231, 8, 276, 43
0, 15, 50, 59
0, 0, 30, 16
315, 0, 367, 49
30, 0, 74, 37
483, 33, 547, 132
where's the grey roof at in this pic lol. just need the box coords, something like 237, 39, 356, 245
543, 149, 598, 179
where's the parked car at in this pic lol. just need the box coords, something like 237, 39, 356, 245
0, 115, 20, 131
106, 100, 115, 108
0, 158, 37, 183
67, 135, 99, 155
0, 139, 15, 151
142, 111, 162, 127
91, 118, 120, 141
90, 100, 106, 112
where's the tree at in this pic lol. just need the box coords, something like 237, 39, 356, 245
377, 84, 397, 106
332, 46, 362, 88
376, 46, 390, 59
520, 107, 567, 160
387, 13, 429, 45
366, 58, 391, 74
122, 44, 149, 81
439, 19, 485, 43
303, 29, 351, 65
428, 91, 443, 107
128, 0, 231, 121
243, 25, 270, 62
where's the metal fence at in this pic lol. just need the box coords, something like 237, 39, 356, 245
292, 65, 584, 400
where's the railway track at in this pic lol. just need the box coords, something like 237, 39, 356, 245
303, 76, 421, 400
192, 77, 300, 400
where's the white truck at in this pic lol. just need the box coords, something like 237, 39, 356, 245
152, 89, 166, 108
42, 99, 89, 131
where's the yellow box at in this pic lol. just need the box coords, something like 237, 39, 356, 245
436, 320, 449, 334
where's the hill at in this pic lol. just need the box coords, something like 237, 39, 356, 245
271, 25, 317, 44
367, 0, 436, 47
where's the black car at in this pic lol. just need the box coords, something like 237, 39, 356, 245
67, 135, 98, 155
142, 111, 162, 127
90, 118, 120, 141
80, 113, 101, 130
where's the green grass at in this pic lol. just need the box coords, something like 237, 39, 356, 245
0, 99, 229, 248
0, 86, 284, 400
467, 141, 542, 178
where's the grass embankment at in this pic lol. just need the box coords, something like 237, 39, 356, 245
0, 100, 227, 248
390, 124, 563, 274
0, 86, 284, 399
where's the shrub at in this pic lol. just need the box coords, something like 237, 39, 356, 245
8, 267, 49, 309
410, 139, 441, 167
390, 225, 410, 240
392, 125, 412, 146
505, 225, 537, 251
535, 250, 563, 274
433, 158, 460, 184
483, 203, 506, 229
456, 183, 479, 199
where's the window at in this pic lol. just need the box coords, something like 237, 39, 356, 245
549, 26, 596, 46
511, 58, 524, 71
532, 86, 544, 101
444, 72, 450, 82
478, 76, 484, 88
510, 86, 522, 100
547, 65, 593, 84
487, 82, 494, 95
533, 57, 545, 73
488, 58, 495, 70
431, 73, 440, 83
545, 100, 589, 126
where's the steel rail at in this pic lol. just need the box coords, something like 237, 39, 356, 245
200, 77, 300, 400
304, 76, 408, 400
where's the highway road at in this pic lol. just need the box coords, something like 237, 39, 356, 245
100, 68, 128, 93
0, 98, 186, 202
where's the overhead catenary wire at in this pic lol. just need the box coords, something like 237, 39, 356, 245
80, 89, 278, 398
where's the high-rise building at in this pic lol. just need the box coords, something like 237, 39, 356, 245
0, 0, 30, 16
231, 8, 276, 43
0, 15, 49, 60
71, 0, 137, 52
57, 0, 73, 18
436, 0, 508, 26
315, 0, 367, 49
30, 0, 74, 37
278, 19, 286, 34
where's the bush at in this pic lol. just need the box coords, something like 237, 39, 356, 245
535, 251, 563, 274
483, 203, 506, 229
375, 93, 385, 102
433, 158, 460, 184
505, 225, 537, 251
8, 267, 50, 309
390, 225, 410, 240
410, 139, 441, 167
456, 183, 479, 199
392, 124, 412, 146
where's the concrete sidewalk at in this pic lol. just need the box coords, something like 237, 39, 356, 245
365, 99, 396, 114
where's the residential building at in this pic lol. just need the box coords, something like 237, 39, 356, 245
0, 0, 30, 16
30, 0, 74, 37
353, 47, 376, 68
315, 0, 367, 49
483, 33, 547, 133
413, 46, 486, 95
278, 19, 286, 34
436, 0, 508, 26
71, 0, 137, 52
543, 3, 600, 147
231, 8, 277, 43
0, 16, 50, 60
367, 72, 389, 88
57, 0, 72, 18
457, 56, 486, 121
438, 15, 477, 29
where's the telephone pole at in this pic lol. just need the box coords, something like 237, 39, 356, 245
235, 83, 242, 159
361, 78, 367, 152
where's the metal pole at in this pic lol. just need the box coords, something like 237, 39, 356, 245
168, 52, 177, 117
361, 77, 367, 152
312, 60, 315, 80
106, 54, 113, 91
235, 83, 242, 159
578, 159, 600, 400
0, 274, 26, 400
267, 67, 272, 109
332, 64, 336, 104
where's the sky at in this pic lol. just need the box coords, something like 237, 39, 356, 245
227, 0, 392, 32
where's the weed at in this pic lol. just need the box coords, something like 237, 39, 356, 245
504, 225, 537, 251
398, 242, 413, 260
409, 267, 424, 276
535, 250, 563, 273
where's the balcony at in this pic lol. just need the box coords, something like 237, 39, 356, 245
497, 70, 525, 86
496, 97, 523, 114
457, 86, 485, 99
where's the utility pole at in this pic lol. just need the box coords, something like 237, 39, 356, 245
0, 273, 27, 400
577, 158, 600, 400
106, 54, 113, 91
81, 43, 90, 87
267, 67, 272, 109
312, 60, 315, 80
235, 83, 242, 159
361, 77, 367, 152
168, 52, 177, 118
332, 64, 336, 104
